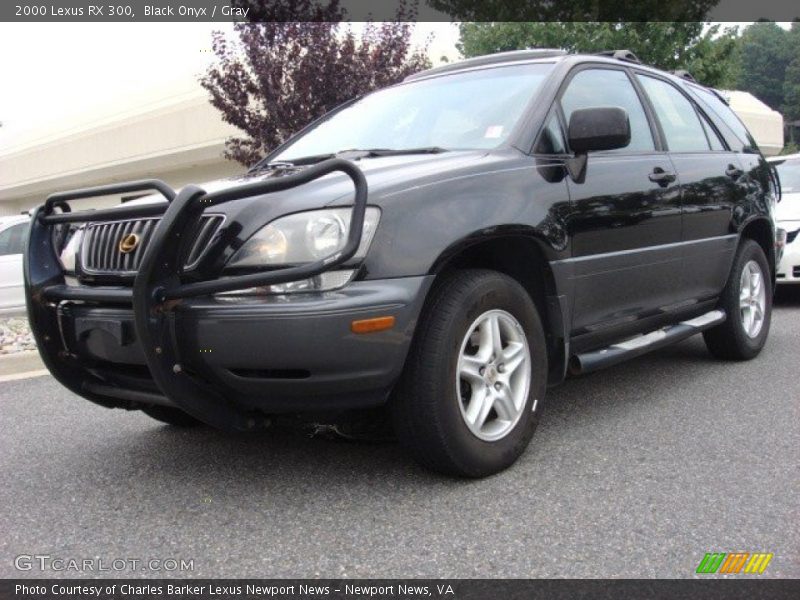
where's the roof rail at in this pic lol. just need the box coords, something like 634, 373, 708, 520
672, 69, 697, 83
404, 49, 567, 82
596, 49, 641, 64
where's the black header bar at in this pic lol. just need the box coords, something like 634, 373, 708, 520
1, 0, 799, 22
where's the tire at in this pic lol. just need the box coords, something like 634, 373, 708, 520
140, 405, 201, 427
392, 269, 548, 477
703, 239, 772, 360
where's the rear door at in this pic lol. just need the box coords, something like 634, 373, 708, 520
635, 73, 741, 302
558, 66, 683, 339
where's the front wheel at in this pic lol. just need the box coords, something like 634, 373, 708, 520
392, 269, 547, 477
703, 239, 772, 360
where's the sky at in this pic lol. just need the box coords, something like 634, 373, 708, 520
0, 22, 459, 150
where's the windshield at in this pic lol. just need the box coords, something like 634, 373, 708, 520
776, 160, 800, 194
273, 63, 555, 162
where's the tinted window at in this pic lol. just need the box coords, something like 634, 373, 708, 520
699, 113, 726, 151
560, 68, 654, 152
275, 63, 555, 160
535, 114, 567, 154
0, 222, 29, 256
638, 75, 709, 152
776, 160, 800, 193
687, 84, 755, 151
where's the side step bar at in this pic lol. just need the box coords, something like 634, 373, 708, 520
569, 309, 726, 375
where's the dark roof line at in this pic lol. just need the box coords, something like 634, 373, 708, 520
594, 49, 642, 64
404, 49, 567, 82
672, 69, 698, 83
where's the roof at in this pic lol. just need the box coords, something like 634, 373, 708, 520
405, 49, 568, 81
404, 48, 697, 88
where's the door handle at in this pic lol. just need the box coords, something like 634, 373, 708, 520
648, 168, 676, 187
725, 164, 744, 179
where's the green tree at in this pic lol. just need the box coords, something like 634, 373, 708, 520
202, 1, 429, 166
457, 22, 738, 87
734, 22, 792, 111
781, 23, 800, 123
429, 0, 718, 21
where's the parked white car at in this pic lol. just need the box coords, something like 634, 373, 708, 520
769, 154, 800, 284
0, 215, 30, 314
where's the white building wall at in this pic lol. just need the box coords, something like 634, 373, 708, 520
0, 89, 242, 215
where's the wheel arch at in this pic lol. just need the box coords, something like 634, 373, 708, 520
427, 233, 568, 384
739, 217, 776, 282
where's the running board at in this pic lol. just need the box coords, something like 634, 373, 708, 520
569, 309, 726, 375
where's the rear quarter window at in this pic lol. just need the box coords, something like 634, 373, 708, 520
686, 84, 756, 153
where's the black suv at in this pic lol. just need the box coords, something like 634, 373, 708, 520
25, 50, 777, 477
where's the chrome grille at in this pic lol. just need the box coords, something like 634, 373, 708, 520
80, 215, 223, 274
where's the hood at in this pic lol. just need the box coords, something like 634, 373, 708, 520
126, 150, 490, 212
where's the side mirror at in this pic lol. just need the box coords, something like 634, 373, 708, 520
568, 107, 631, 153
566, 107, 631, 183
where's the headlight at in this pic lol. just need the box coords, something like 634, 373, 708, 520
226, 207, 380, 268
58, 227, 84, 274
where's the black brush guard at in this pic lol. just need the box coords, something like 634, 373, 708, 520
25, 159, 368, 430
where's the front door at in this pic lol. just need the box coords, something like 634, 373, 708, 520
558, 67, 683, 338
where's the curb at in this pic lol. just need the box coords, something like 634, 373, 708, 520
0, 350, 46, 379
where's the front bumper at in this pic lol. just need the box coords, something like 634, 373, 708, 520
25, 160, 428, 430
35, 276, 432, 418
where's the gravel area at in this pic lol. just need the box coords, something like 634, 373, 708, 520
0, 317, 36, 354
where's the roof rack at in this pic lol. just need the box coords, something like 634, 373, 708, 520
596, 49, 641, 64
404, 49, 567, 82
672, 69, 697, 83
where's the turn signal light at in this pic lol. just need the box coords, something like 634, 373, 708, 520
351, 316, 396, 334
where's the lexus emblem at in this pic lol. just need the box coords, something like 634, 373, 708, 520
118, 233, 140, 254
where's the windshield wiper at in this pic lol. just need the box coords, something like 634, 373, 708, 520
250, 147, 448, 174
249, 153, 336, 174
336, 146, 449, 158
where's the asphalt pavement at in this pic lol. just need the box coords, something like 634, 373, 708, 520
1, 289, 798, 579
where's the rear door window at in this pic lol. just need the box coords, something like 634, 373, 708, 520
637, 75, 710, 152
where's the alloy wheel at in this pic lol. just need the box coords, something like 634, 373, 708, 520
456, 309, 532, 442
739, 260, 766, 339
